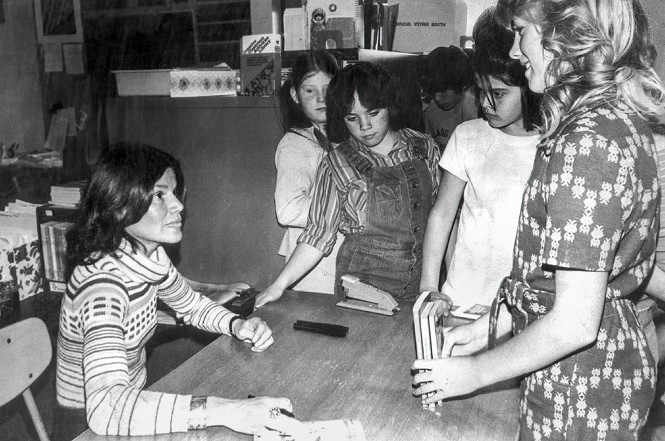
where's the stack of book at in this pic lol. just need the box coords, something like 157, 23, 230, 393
413, 291, 447, 409
40, 221, 75, 283
49, 180, 87, 208
3, 199, 40, 216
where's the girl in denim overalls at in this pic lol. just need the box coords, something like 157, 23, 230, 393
256, 62, 440, 307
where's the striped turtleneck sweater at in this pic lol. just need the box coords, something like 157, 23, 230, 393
56, 240, 237, 435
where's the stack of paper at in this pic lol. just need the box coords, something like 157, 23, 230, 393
49, 180, 87, 208
3, 200, 40, 216
0, 200, 40, 249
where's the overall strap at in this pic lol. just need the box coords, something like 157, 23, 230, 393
402, 128, 430, 160
336, 142, 373, 176
408, 137, 430, 160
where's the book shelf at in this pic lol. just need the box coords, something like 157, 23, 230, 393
36, 204, 80, 298
81, 0, 252, 69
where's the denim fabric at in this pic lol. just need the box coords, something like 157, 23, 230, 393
335, 150, 433, 301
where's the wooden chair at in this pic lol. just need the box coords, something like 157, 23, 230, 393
0, 317, 52, 441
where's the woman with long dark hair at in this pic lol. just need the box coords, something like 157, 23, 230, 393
55, 143, 303, 439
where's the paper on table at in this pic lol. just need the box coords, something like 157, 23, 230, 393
254, 419, 367, 441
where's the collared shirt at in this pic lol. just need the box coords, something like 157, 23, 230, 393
299, 128, 441, 255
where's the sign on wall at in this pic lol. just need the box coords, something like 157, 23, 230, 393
392, 0, 467, 53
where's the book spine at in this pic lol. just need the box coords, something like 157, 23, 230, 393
428, 301, 444, 408
420, 304, 432, 361
413, 306, 423, 360
40, 222, 53, 281
53, 223, 65, 282
428, 303, 439, 360
419, 302, 433, 409
49, 223, 59, 282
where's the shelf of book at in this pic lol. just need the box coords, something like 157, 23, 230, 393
36, 204, 80, 298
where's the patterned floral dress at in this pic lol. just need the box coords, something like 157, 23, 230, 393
490, 100, 660, 441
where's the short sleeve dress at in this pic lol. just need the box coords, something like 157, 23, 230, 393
491, 100, 660, 441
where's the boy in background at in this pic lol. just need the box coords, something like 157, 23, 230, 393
420, 45, 478, 152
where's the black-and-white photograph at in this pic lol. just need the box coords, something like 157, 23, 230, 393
1, 1, 664, 440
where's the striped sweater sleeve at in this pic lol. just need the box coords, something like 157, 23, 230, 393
78, 273, 192, 435
158, 262, 237, 334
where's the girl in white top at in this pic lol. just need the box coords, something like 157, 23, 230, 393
275, 50, 342, 293
420, 7, 542, 308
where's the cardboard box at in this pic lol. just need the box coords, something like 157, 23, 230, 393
113, 69, 171, 96
283, 7, 308, 51
240, 34, 282, 96
169, 69, 238, 97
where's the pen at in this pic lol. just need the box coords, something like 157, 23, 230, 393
247, 395, 296, 418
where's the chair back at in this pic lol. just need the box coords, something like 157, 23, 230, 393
0, 317, 52, 407
0, 317, 52, 441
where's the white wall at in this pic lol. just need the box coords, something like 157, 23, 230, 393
465, 0, 496, 37
464, 0, 664, 82
0, 0, 44, 153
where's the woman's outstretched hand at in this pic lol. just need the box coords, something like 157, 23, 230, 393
209, 396, 311, 438
255, 283, 286, 309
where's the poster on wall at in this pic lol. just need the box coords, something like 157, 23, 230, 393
33, 0, 83, 44
391, 0, 467, 53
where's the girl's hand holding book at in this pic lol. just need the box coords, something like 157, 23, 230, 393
412, 356, 481, 404
441, 315, 490, 357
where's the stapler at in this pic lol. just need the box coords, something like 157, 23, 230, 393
223, 288, 259, 317
336, 274, 400, 316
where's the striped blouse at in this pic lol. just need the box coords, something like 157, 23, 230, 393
56, 240, 238, 435
299, 128, 441, 255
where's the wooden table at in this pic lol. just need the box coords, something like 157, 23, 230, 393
74, 291, 519, 440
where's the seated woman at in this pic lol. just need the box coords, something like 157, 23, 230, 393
54, 143, 304, 439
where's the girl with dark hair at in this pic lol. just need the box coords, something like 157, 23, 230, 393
275, 50, 341, 294
414, 0, 665, 439
257, 61, 441, 307
55, 143, 304, 439
420, 7, 541, 314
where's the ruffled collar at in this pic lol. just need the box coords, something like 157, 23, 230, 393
114, 239, 170, 283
